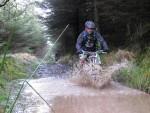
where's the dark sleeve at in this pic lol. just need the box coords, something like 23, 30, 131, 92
76, 33, 83, 52
96, 32, 109, 51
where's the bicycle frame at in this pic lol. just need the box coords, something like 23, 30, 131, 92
82, 50, 102, 65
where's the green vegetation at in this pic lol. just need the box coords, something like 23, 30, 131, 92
101, 49, 134, 66
0, 0, 46, 53
0, 0, 45, 108
114, 48, 150, 93
0, 56, 27, 104
100, 51, 117, 66
100, 49, 149, 94
0, 0, 149, 111
0, 56, 27, 80
0, 1, 46, 104
0, 54, 39, 109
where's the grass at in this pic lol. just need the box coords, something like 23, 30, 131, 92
0, 56, 27, 80
100, 51, 117, 65
0, 89, 7, 101
98, 49, 149, 94
0, 56, 25, 108
100, 49, 134, 65
0, 54, 39, 109
113, 48, 150, 93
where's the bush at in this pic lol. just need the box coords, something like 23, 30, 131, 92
0, 56, 27, 80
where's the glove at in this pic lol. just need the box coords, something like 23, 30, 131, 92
76, 49, 83, 54
103, 49, 110, 53
99, 49, 104, 52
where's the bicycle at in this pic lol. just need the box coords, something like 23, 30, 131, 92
72, 50, 109, 88
79, 50, 106, 65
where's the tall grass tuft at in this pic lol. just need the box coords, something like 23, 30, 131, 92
101, 49, 134, 65
0, 54, 34, 108
114, 48, 150, 93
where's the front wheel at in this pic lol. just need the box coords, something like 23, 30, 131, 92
88, 54, 101, 64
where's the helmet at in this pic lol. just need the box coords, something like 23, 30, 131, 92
85, 20, 96, 29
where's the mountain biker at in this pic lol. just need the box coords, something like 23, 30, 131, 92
76, 20, 109, 63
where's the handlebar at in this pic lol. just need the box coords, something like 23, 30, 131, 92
97, 50, 107, 54
82, 50, 107, 54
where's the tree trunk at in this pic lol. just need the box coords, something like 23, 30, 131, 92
94, 0, 99, 30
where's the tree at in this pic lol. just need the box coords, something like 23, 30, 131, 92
0, 0, 9, 7
39, 0, 150, 52
0, 0, 46, 53
40, 0, 78, 53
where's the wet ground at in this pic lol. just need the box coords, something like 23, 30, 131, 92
36, 63, 71, 78
11, 63, 150, 113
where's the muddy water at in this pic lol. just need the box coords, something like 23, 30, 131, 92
13, 78, 150, 113
12, 63, 150, 113
53, 94, 150, 113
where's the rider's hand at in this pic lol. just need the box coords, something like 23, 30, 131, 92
77, 49, 83, 54
99, 49, 104, 52
103, 49, 109, 53
97, 49, 108, 54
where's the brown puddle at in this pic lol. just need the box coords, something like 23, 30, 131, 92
12, 78, 150, 113
53, 94, 150, 113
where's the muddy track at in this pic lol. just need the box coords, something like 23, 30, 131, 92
36, 63, 72, 78
11, 63, 150, 113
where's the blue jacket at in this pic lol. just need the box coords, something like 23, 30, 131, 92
76, 30, 109, 52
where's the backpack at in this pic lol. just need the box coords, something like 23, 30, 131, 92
82, 31, 97, 42
81, 31, 98, 51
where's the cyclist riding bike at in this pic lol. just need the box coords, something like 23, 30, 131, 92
76, 20, 109, 64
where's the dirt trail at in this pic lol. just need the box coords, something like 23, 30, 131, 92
12, 63, 150, 113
